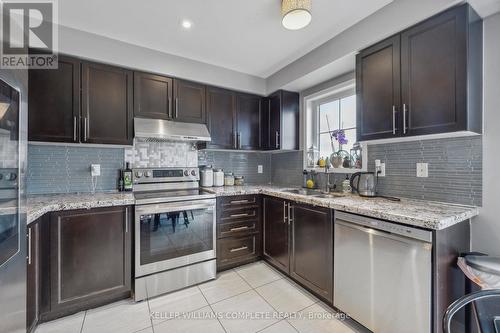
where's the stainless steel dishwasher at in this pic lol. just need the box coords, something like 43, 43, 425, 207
334, 211, 433, 333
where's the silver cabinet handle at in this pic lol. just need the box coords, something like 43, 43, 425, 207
230, 199, 250, 205
168, 97, 172, 118
27, 227, 32, 265
175, 98, 179, 118
233, 132, 237, 149
73, 116, 77, 141
275, 131, 280, 148
283, 202, 287, 223
230, 246, 248, 253
125, 207, 129, 233
288, 204, 293, 224
392, 106, 397, 135
230, 226, 250, 232
238, 132, 242, 149
403, 104, 407, 134
83, 117, 88, 142
230, 213, 250, 218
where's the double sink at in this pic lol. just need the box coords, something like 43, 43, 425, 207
281, 188, 346, 199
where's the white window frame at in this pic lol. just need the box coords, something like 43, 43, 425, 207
302, 79, 367, 173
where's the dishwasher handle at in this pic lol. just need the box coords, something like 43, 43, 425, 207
335, 211, 432, 243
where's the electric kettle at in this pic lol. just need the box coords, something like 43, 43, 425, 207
350, 172, 377, 197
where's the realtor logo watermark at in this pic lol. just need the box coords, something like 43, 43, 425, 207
1, 0, 58, 69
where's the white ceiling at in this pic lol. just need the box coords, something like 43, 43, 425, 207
58, 0, 393, 78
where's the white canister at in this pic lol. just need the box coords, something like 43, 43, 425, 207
213, 168, 224, 187
200, 166, 213, 187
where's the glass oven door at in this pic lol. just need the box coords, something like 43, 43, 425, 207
135, 199, 216, 277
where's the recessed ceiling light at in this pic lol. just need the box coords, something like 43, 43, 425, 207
181, 19, 192, 29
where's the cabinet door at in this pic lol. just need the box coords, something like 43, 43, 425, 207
134, 72, 173, 120
290, 204, 333, 303
236, 93, 261, 150
28, 56, 80, 143
27, 221, 40, 332
280, 91, 299, 150
260, 97, 270, 150
206, 86, 236, 149
356, 35, 401, 141
263, 196, 289, 273
401, 6, 467, 136
268, 92, 281, 150
173, 79, 207, 124
82, 62, 133, 145
49, 206, 131, 316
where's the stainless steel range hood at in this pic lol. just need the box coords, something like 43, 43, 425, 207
134, 118, 211, 142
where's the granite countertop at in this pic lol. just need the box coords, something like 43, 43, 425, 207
27, 192, 135, 224
204, 186, 479, 230
26, 186, 479, 230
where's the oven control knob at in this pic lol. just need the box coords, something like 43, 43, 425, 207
135, 171, 143, 178
145, 170, 152, 178
184, 170, 189, 176
191, 170, 197, 176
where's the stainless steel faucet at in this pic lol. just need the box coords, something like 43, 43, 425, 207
324, 164, 335, 193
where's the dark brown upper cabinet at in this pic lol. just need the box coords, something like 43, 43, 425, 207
81, 62, 133, 145
356, 4, 482, 141
356, 35, 401, 141
401, 4, 482, 136
28, 56, 80, 143
236, 93, 262, 150
134, 72, 173, 120
173, 79, 207, 124
206, 86, 236, 149
262, 90, 299, 150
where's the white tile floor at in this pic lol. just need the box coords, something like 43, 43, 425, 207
35, 261, 363, 333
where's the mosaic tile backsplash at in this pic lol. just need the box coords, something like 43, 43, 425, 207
368, 136, 482, 206
27, 145, 124, 194
124, 140, 198, 168
198, 150, 271, 184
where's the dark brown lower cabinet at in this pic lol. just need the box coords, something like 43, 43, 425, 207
39, 206, 132, 321
263, 196, 289, 273
27, 219, 41, 333
290, 204, 333, 303
263, 196, 333, 303
216, 195, 262, 271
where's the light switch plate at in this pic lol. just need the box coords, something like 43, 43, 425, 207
416, 162, 428, 178
90, 164, 101, 177
257, 165, 263, 174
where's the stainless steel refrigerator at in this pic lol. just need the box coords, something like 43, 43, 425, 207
0, 69, 28, 333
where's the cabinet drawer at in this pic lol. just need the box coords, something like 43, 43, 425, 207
219, 207, 258, 222
217, 235, 261, 264
218, 195, 259, 209
217, 219, 259, 238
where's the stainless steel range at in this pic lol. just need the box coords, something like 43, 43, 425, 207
133, 167, 216, 301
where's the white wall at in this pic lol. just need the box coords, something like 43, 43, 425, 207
472, 12, 500, 255
58, 26, 267, 95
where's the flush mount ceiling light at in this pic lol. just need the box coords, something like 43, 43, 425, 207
281, 0, 312, 30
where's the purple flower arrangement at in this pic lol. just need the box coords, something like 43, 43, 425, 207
330, 129, 348, 145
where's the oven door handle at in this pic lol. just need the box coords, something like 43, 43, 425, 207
136, 202, 215, 215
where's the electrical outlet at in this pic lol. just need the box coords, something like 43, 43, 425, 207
416, 162, 428, 178
90, 164, 101, 177
257, 165, 263, 174
379, 163, 386, 177
375, 160, 385, 177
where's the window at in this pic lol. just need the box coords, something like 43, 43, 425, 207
303, 80, 366, 173
318, 94, 356, 159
